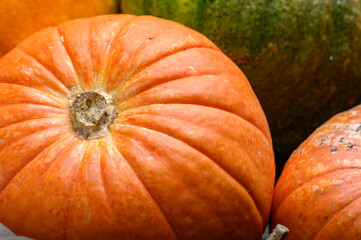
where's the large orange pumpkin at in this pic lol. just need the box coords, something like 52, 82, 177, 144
0, 15, 275, 240
0, 0, 118, 56
271, 105, 361, 239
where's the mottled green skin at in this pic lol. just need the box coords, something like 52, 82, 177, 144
121, 0, 361, 175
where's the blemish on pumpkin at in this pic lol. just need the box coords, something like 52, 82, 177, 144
331, 148, 338, 152
165, 133, 177, 139
311, 185, 320, 192
330, 178, 343, 185
356, 125, 361, 132
320, 137, 328, 142
346, 142, 355, 150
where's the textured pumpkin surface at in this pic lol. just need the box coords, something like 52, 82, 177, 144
271, 105, 361, 240
0, 15, 275, 240
0, 0, 118, 56
121, 0, 361, 174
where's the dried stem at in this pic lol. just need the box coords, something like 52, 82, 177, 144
69, 90, 117, 139
267, 224, 289, 240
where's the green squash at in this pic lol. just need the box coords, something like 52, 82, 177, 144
121, 0, 361, 175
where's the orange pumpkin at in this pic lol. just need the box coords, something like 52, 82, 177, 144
271, 105, 361, 240
0, 0, 118, 56
0, 15, 275, 240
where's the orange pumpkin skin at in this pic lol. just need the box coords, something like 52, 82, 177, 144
0, 0, 117, 56
271, 105, 361, 240
0, 15, 274, 240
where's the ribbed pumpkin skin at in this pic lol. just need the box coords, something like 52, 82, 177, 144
0, 15, 274, 240
272, 105, 361, 240
121, 0, 361, 174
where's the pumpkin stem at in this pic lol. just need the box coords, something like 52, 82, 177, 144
266, 224, 289, 240
69, 90, 117, 139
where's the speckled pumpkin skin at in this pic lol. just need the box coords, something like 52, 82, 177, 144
121, 0, 361, 171
272, 105, 361, 240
